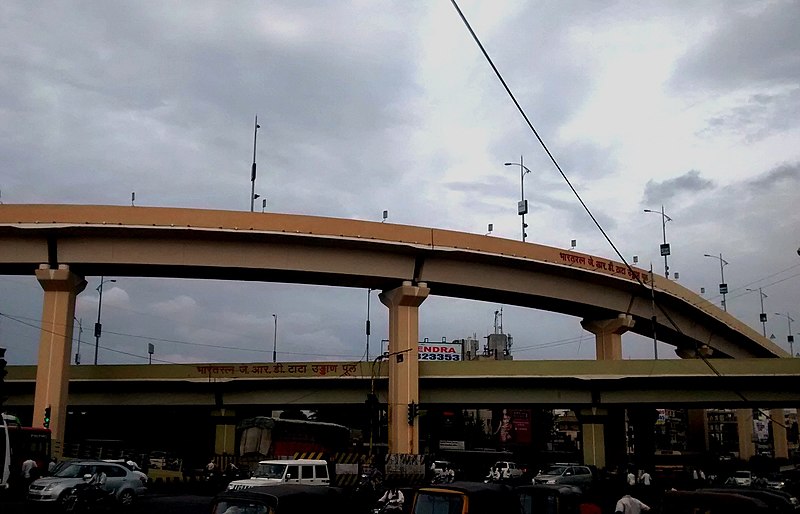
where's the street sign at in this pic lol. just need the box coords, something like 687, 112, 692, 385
660, 243, 670, 256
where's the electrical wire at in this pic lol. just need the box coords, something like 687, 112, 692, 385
449, 0, 787, 428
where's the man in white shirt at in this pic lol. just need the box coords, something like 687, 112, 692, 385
615, 494, 650, 514
21, 457, 38, 486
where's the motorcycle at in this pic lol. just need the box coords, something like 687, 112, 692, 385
62, 482, 116, 513
430, 473, 454, 485
372, 502, 404, 514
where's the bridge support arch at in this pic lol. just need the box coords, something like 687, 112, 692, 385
379, 281, 429, 455
33, 264, 87, 459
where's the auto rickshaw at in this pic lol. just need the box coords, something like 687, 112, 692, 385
661, 489, 771, 513
210, 484, 347, 514
698, 487, 799, 513
410, 481, 518, 514
515, 484, 585, 514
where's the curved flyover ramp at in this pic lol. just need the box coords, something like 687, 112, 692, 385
0, 203, 784, 359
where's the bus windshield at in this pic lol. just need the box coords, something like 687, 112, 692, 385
253, 463, 286, 479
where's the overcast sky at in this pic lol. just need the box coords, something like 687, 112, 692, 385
1, 1, 799, 367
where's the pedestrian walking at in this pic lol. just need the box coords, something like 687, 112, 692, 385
615, 494, 650, 514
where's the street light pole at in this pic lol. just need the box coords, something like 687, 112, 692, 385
504, 157, 532, 242
775, 312, 795, 357
272, 313, 278, 363
74, 317, 83, 365
643, 205, 672, 278
746, 288, 768, 337
94, 276, 116, 365
703, 253, 729, 311
250, 115, 260, 212
366, 289, 372, 362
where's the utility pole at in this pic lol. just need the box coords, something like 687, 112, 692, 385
250, 115, 260, 212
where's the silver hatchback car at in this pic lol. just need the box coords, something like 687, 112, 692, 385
533, 464, 594, 491
28, 460, 147, 506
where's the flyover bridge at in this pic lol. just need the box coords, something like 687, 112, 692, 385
5, 359, 800, 407
0, 204, 787, 464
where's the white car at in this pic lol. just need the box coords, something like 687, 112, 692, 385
494, 461, 523, 479
226, 459, 329, 491
730, 470, 753, 486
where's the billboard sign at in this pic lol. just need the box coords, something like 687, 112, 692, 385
382, 341, 463, 361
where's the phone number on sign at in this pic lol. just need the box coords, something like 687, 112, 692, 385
419, 353, 461, 361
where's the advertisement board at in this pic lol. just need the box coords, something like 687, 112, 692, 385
381, 341, 463, 361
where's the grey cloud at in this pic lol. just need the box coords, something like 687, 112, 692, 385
0, 2, 422, 212
699, 89, 800, 142
643, 170, 714, 205
671, 1, 800, 92
747, 162, 800, 190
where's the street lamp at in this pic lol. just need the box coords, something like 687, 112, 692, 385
73, 317, 83, 365
272, 313, 278, 363
774, 312, 795, 357
703, 253, 729, 311
94, 276, 116, 365
643, 205, 672, 279
505, 157, 532, 242
746, 288, 768, 337
365, 289, 375, 362
250, 115, 260, 212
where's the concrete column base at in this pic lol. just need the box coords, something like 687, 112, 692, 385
379, 281, 429, 455
33, 264, 87, 459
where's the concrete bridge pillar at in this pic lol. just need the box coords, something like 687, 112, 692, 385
33, 264, 87, 459
771, 408, 788, 459
580, 314, 635, 361
737, 408, 755, 461
212, 408, 237, 457
576, 407, 626, 471
379, 281, 429, 455
578, 314, 632, 470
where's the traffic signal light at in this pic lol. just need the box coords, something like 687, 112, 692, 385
365, 392, 379, 411
44, 406, 51, 429
407, 401, 418, 426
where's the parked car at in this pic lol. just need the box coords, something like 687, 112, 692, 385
212, 484, 347, 514
226, 459, 330, 491
533, 464, 594, 491
494, 461, 524, 480
27, 459, 146, 506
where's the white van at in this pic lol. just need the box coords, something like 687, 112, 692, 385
226, 459, 329, 491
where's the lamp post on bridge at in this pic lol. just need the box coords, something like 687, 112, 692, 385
250, 115, 260, 212
94, 277, 116, 365
272, 313, 278, 363
746, 288, 768, 337
504, 157, 533, 242
775, 312, 795, 357
703, 253, 729, 311
643, 205, 672, 279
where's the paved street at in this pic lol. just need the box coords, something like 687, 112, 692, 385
0, 493, 212, 514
